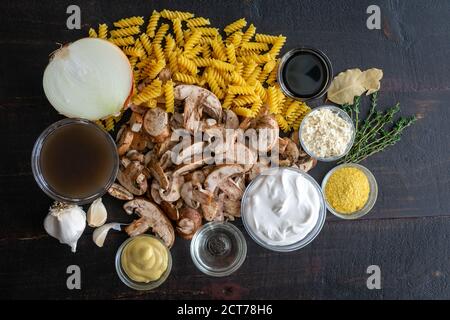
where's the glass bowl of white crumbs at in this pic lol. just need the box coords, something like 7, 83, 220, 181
299, 105, 355, 162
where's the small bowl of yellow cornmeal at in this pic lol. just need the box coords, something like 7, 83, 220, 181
322, 163, 378, 219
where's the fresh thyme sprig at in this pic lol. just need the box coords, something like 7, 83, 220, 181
339, 92, 417, 164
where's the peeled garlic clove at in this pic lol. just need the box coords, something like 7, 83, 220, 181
93, 223, 122, 247
87, 197, 107, 227
44, 202, 86, 253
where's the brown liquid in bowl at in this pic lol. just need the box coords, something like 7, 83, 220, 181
39, 123, 115, 199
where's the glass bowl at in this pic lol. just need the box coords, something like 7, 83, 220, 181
321, 163, 378, 219
31, 118, 119, 205
299, 105, 355, 162
115, 235, 172, 290
277, 47, 333, 101
190, 222, 247, 277
241, 167, 326, 252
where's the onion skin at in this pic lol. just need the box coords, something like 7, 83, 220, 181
43, 38, 133, 120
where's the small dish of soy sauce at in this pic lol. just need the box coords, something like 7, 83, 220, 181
278, 47, 333, 101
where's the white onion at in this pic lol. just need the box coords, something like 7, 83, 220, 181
43, 38, 133, 120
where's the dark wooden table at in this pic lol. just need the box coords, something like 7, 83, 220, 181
1, 0, 449, 300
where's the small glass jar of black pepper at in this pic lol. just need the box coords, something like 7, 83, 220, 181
190, 222, 247, 277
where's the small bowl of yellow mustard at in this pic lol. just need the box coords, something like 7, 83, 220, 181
321, 163, 378, 219
115, 234, 172, 290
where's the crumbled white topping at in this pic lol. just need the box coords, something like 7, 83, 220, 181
301, 108, 353, 158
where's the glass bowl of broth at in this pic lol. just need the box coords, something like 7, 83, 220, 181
31, 118, 119, 204
277, 47, 333, 101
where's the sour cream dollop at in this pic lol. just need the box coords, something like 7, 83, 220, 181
243, 169, 322, 246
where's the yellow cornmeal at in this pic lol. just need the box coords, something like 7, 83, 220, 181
325, 167, 370, 214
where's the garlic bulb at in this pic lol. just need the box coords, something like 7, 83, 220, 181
93, 223, 122, 247
44, 202, 86, 253
87, 197, 107, 227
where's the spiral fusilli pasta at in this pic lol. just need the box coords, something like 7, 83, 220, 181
224, 18, 247, 34
89, 28, 97, 38
186, 17, 211, 29
255, 33, 280, 44
110, 26, 140, 38
173, 72, 202, 85
109, 36, 135, 46
113, 16, 144, 28
146, 10, 160, 38
163, 80, 175, 113
172, 18, 184, 47
122, 46, 145, 58
178, 54, 198, 75
160, 9, 194, 21
98, 24, 108, 40
143, 60, 166, 79
133, 79, 162, 105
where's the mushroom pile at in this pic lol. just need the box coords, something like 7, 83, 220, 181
108, 84, 316, 248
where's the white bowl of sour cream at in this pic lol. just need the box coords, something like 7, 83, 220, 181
241, 167, 326, 252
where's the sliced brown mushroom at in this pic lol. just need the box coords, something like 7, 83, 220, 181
250, 114, 278, 130
126, 150, 145, 163
201, 199, 219, 221
143, 107, 170, 143
291, 130, 300, 145
224, 109, 239, 129
174, 85, 223, 133
183, 96, 202, 133
154, 139, 178, 158
223, 197, 241, 218
296, 157, 317, 173
160, 200, 180, 221
184, 170, 206, 185
218, 177, 244, 201
117, 161, 148, 195
203, 126, 228, 156
280, 137, 300, 165
172, 156, 211, 176
176, 208, 202, 240
173, 141, 205, 165
124, 217, 152, 236
247, 161, 270, 181
117, 127, 134, 156
159, 150, 174, 171
129, 103, 148, 115
169, 112, 184, 130
123, 198, 175, 248
108, 183, 134, 201
204, 164, 244, 193
181, 181, 200, 209
149, 179, 163, 204
174, 85, 222, 120
147, 158, 169, 190
223, 143, 257, 171
158, 67, 172, 82
278, 137, 289, 154
159, 173, 184, 202
129, 112, 143, 133
192, 184, 219, 221
130, 131, 148, 152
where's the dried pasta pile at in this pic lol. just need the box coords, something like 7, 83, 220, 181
90, 9, 310, 132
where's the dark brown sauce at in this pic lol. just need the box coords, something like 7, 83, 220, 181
282, 52, 328, 98
40, 123, 115, 199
